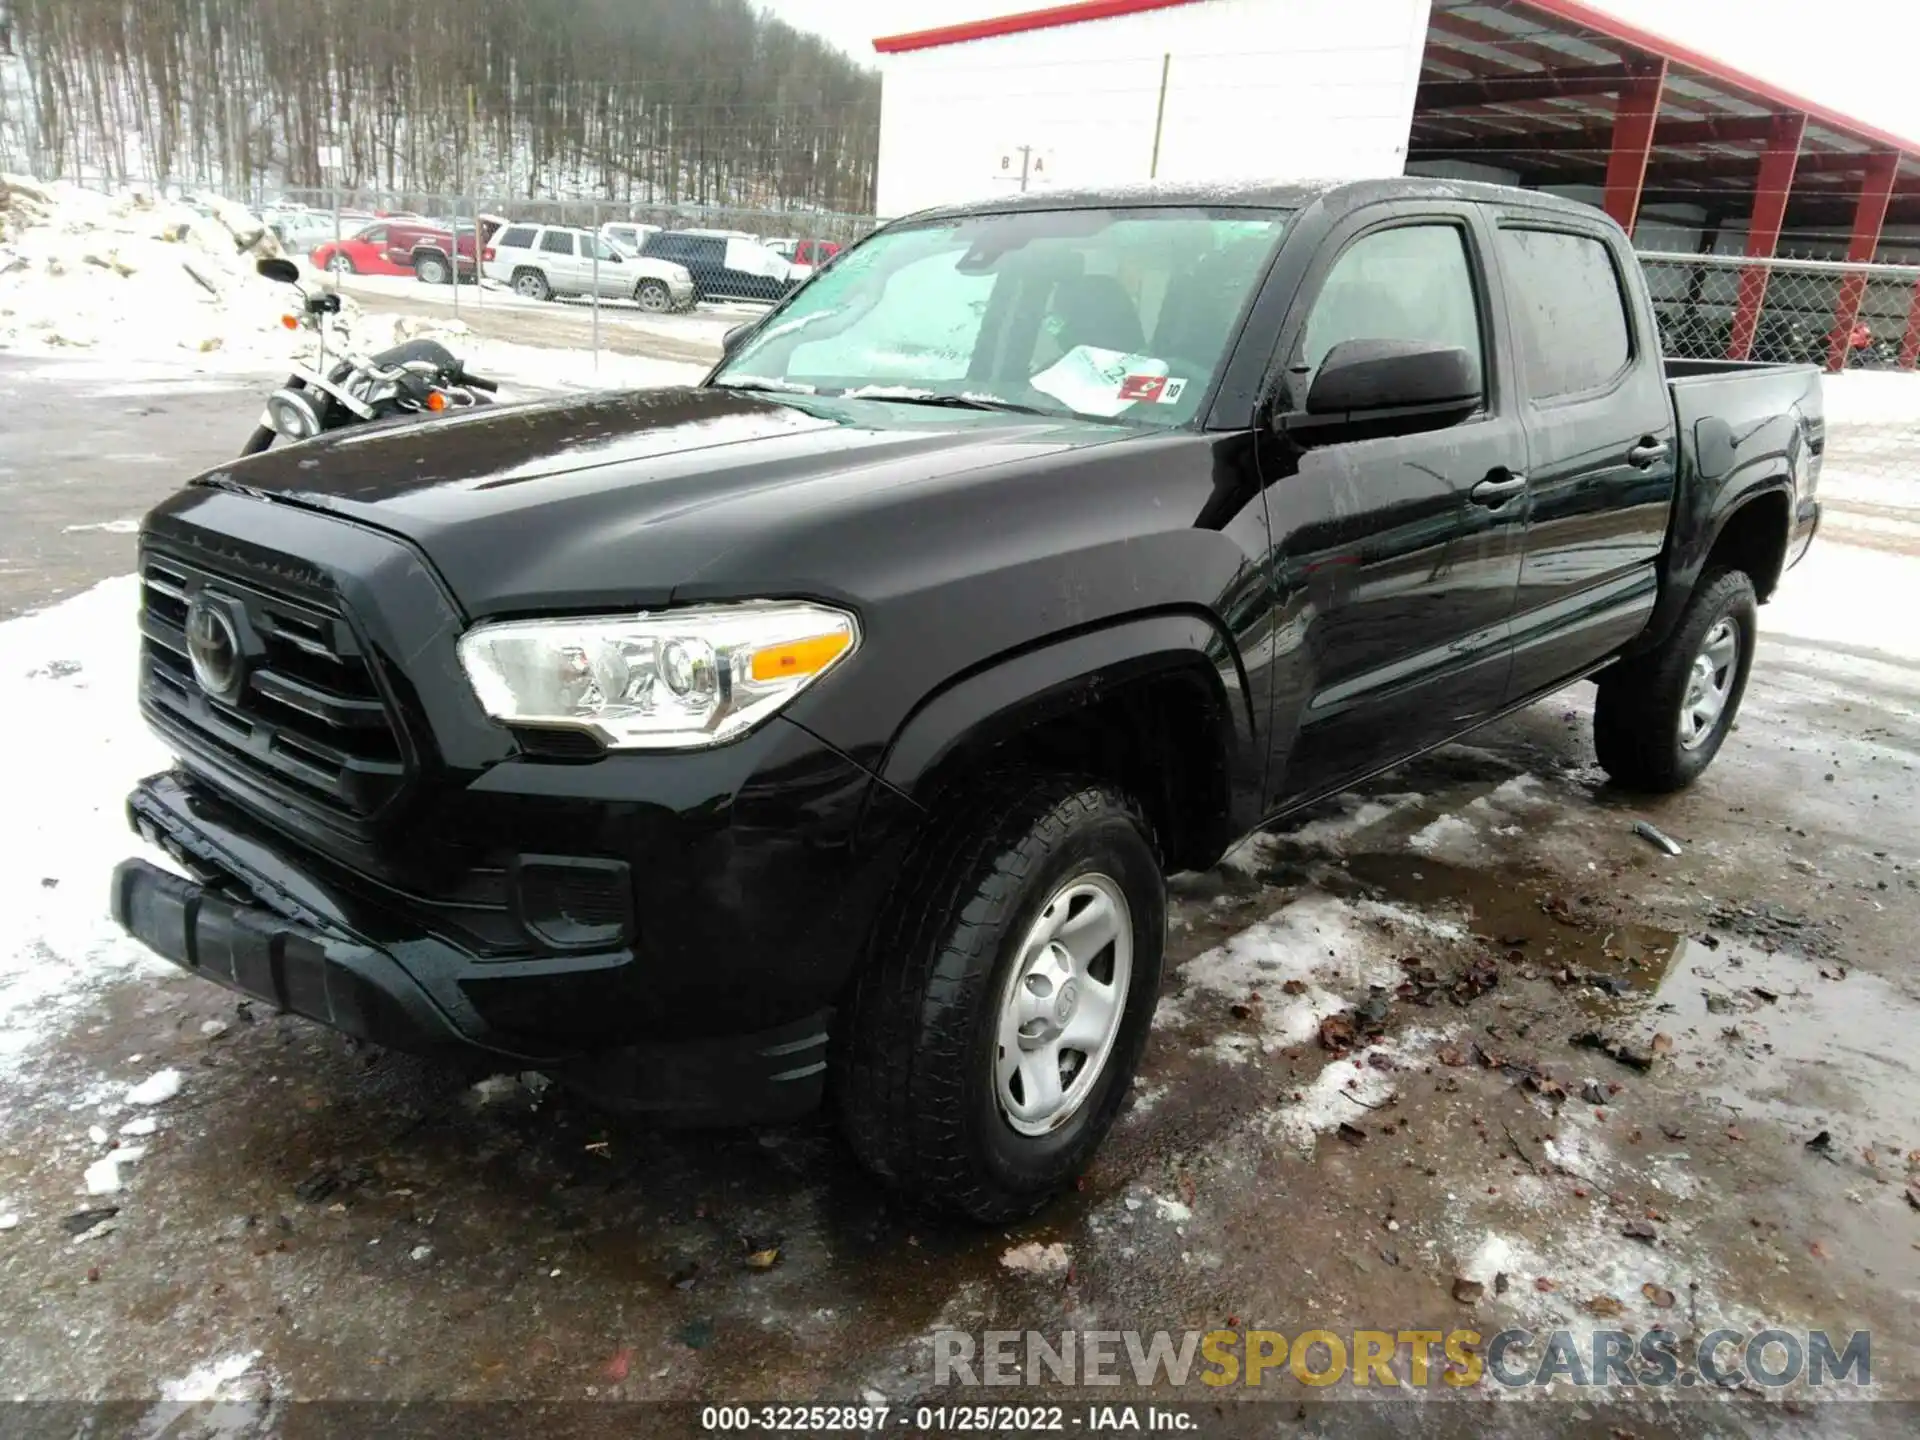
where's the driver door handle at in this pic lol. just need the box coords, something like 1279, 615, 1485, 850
1470, 472, 1527, 506
1628, 439, 1671, 468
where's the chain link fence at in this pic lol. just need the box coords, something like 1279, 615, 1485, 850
1640, 251, 1920, 547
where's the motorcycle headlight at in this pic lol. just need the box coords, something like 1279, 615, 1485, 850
457, 601, 858, 750
266, 387, 323, 440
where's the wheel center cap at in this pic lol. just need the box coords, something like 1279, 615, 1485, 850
1055, 979, 1079, 1024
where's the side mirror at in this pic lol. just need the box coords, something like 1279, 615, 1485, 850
1303, 338, 1479, 419
722, 322, 754, 357
256, 257, 301, 285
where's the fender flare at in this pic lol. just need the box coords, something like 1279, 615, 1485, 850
872, 611, 1263, 856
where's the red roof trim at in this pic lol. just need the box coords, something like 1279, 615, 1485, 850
1510, 0, 1920, 159
873, 0, 1202, 54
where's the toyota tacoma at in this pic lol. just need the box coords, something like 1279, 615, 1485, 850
112, 179, 1821, 1219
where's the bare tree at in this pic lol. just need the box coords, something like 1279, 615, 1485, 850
4, 0, 880, 213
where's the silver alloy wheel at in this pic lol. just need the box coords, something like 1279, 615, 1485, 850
636, 281, 670, 312
514, 272, 547, 300
326, 254, 353, 273
994, 873, 1133, 1136
417, 255, 449, 284
1679, 617, 1740, 750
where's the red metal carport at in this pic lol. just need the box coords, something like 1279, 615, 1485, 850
1408, 0, 1920, 370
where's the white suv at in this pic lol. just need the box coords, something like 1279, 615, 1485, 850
482, 224, 696, 312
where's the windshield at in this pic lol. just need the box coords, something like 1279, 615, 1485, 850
713, 206, 1288, 424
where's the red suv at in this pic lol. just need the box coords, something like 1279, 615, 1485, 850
310, 216, 506, 283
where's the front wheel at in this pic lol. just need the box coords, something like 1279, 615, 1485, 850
512, 269, 551, 301
833, 775, 1165, 1221
634, 279, 672, 313
240, 424, 275, 455
1593, 567, 1758, 792
326, 254, 355, 275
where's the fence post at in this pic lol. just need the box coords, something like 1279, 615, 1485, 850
591, 199, 601, 374
450, 191, 461, 320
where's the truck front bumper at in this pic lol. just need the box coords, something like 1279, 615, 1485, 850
109, 747, 907, 1124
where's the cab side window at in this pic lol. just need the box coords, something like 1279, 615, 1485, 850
1297, 224, 1485, 400
539, 230, 575, 256
1499, 227, 1633, 399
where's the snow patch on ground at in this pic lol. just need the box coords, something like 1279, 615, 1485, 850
1156, 893, 1411, 1050
158, 1350, 263, 1402
1280, 793, 1425, 853
0, 578, 180, 1078
82, 1145, 146, 1196
1408, 813, 1480, 859
124, 1068, 183, 1106
1263, 1028, 1444, 1151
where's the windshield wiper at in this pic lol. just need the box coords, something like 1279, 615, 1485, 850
712, 377, 817, 395
853, 392, 1051, 416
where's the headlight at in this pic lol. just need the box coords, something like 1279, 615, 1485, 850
266, 387, 323, 440
456, 601, 858, 750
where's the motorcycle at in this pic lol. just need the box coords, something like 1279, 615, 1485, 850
243, 256, 499, 454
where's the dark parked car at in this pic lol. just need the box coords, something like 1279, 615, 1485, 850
639, 230, 799, 303
111, 178, 1820, 1220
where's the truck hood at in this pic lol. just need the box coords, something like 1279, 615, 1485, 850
190, 387, 1134, 616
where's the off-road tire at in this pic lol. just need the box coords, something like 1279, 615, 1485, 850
634, 279, 672, 313
1594, 566, 1757, 792
833, 774, 1165, 1222
512, 267, 551, 301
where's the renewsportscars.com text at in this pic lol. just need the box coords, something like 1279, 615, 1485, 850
933, 1327, 1871, 1390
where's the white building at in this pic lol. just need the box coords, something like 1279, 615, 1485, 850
873, 0, 1435, 219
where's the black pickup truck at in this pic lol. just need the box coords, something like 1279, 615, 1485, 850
111, 178, 1820, 1219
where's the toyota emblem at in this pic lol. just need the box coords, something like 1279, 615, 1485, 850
185, 596, 246, 702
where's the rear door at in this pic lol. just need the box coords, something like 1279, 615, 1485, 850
1494, 217, 1678, 699
1262, 204, 1530, 808
536, 227, 581, 292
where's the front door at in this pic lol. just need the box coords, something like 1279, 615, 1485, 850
1491, 218, 1679, 699
1260, 209, 1529, 808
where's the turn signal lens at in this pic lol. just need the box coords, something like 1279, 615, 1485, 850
280, 314, 298, 329
425, 390, 448, 412
749, 631, 850, 683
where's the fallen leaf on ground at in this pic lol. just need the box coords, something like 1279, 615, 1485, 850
1660, 1124, 1687, 1141
1585, 1295, 1625, 1317
1809, 1241, 1829, 1260
1642, 1283, 1676, 1309
1281, 979, 1307, 996
1650, 1032, 1674, 1056
1450, 1276, 1484, 1304
1435, 1044, 1466, 1067
604, 1348, 633, 1382
1726, 1126, 1747, 1142
1318, 1014, 1356, 1055
1621, 1219, 1658, 1243
1336, 1121, 1366, 1145
1534, 1276, 1558, 1293
1805, 1130, 1833, 1153
743, 1247, 782, 1271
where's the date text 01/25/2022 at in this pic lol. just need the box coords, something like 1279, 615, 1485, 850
698, 1404, 1196, 1432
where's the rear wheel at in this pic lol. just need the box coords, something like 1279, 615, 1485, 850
512, 268, 551, 301
1594, 566, 1757, 792
325, 254, 356, 275
834, 774, 1165, 1221
413, 252, 451, 285
634, 279, 672, 313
